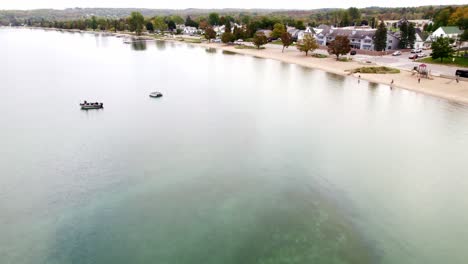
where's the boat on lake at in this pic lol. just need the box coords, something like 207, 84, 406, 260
80, 101, 103, 110
149, 92, 163, 98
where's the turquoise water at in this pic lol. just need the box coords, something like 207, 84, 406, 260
1, 28, 468, 264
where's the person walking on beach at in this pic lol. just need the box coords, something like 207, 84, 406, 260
358, 75, 361, 84
456, 76, 459, 83
418, 77, 421, 84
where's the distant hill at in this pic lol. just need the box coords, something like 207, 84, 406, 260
0, 6, 464, 25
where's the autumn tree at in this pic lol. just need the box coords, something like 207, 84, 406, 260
221, 32, 234, 43
280, 32, 293, 52
204, 27, 216, 42
328, 35, 351, 60
296, 34, 318, 56
374, 21, 387, 51
253, 32, 268, 49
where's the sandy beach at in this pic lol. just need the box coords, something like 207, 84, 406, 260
183, 41, 468, 105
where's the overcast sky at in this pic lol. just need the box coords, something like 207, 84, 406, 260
0, 0, 464, 10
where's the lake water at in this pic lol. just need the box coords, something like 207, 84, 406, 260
1, 28, 468, 264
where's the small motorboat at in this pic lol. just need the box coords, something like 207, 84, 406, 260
149, 92, 163, 98
80, 101, 103, 110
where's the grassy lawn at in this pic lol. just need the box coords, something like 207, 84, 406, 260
417, 56, 468, 68
311, 53, 327, 58
235, 45, 265, 50
352, 66, 400, 74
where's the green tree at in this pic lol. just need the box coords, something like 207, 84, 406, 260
221, 32, 234, 43
461, 29, 468, 41
297, 34, 318, 56
185, 16, 198, 28
204, 27, 216, 42
128, 12, 144, 35
153, 16, 168, 32
328, 35, 351, 60
407, 23, 416, 48
167, 20, 176, 31
399, 22, 409, 49
233, 26, 246, 40
146, 21, 154, 33
225, 20, 232, 33
208, 13, 220, 26
295, 20, 306, 30
348, 7, 361, 24
90, 16, 98, 31
253, 32, 268, 49
280, 31, 293, 52
271, 23, 285, 39
431, 37, 454, 62
374, 21, 387, 51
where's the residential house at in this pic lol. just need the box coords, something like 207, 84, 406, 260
256, 29, 272, 38
183, 26, 198, 35
214, 25, 225, 35
313, 26, 400, 51
426, 26, 463, 42
414, 28, 426, 49
297, 26, 315, 41
287, 26, 301, 41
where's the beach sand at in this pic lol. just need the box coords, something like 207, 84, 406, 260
188, 41, 468, 105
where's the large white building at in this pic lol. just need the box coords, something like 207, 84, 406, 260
426, 26, 463, 42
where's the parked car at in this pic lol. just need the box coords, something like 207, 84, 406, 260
456, 69, 468, 78
392, 51, 402, 56
409, 54, 418, 59
418, 53, 427, 58
411, 49, 422, 53
350, 50, 356, 55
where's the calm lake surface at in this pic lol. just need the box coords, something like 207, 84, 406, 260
1, 28, 468, 264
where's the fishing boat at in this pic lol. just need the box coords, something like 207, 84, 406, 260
80, 101, 103, 110
149, 92, 163, 98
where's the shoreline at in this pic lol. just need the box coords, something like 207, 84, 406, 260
9, 27, 468, 105
187, 41, 468, 105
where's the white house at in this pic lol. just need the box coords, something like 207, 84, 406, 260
214, 25, 225, 35
427, 26, 463, 42
414, 28, 425, 49
183, 26, 198, 35
297, 26, 315, 41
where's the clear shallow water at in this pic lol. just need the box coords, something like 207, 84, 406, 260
1, 28, 468, 264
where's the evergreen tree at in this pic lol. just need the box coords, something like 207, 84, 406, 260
407, 23, 416, 48
374, 21, 387, 51
399, 22, 409, 49
225, 20, 231, 33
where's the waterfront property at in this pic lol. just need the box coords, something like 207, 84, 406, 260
426, 26, 464, 42
314, 25, 400, 51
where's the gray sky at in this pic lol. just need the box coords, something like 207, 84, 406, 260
0, 0, 464, 10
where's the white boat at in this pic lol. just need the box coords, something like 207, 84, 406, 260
149, 92, 163, 98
